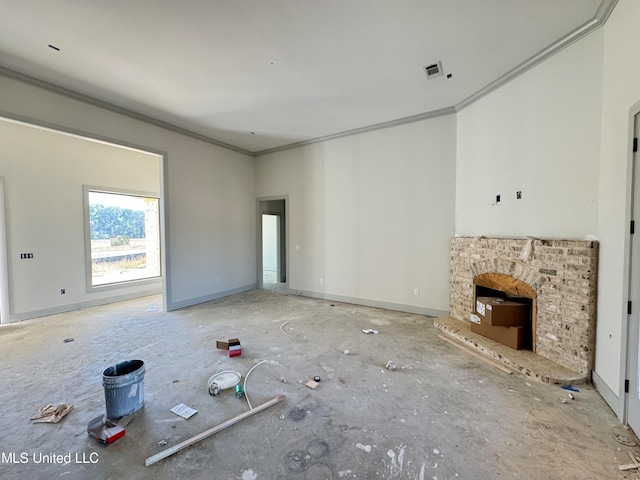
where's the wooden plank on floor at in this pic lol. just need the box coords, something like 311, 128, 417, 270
145, 394, 286, 467
438, 334, 513, 374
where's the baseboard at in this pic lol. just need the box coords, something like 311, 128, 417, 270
289, 289, 449, 318
592, 370, 624, 421
167, 284, 256, 311
10, 287, 163, 322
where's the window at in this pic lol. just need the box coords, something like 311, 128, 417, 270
85, 188, 161, 288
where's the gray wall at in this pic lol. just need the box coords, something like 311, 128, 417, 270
0, 73, 256, 318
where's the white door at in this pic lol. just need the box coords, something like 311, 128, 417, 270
627, 113, 640, 432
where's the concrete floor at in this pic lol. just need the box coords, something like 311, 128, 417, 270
0, 289, 638, 480
263, 270, 287, 293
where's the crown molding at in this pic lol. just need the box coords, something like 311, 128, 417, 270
0, 65, 253, 156
0, 0, 618, 156
455, 0, 618, 112
253, 107, 456, 157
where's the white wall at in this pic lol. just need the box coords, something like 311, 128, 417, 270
592, 0, 640, 416
0, 74, 256, 316
255, 114, 456, 316
456, 31, 603, 238
0, 119, 161, 320
454, 0, 640, 421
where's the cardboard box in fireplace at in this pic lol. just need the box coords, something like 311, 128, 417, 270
470, 312, 526, 350
475, 296, 530, 327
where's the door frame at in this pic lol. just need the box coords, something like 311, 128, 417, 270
626, 108, 640, 431
256, 196, 288, 290
0, 176, 10, 324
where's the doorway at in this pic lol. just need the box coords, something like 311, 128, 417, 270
0, 116, 165, 323
627, 111, 640, 433
258, 197, 287, 293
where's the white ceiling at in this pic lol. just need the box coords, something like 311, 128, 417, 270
0, 0, 610, 154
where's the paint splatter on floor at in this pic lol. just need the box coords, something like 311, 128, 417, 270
242, 469, 257, 480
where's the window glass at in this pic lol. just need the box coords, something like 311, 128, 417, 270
88, 191, 161, 286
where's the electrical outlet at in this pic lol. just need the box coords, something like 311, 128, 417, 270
60, 289, 66, 294
516, 191, 522, 199
414, 288, 420, 296
496, 194, 501, 204
20, 253, 34, 259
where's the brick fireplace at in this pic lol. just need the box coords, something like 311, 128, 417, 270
449, 236, 598, 377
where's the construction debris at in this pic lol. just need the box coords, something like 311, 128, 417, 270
207, 370, 241, 396
31, 403, 73, 423
242, 360, 268, 410
619, 462, 640, 471
216, 337, 242, 357
87, 412, 134, 444
235, 385, 245, 398
280, 321, 294, 338
561, 384, 580, 393
87, 415, 125, 444
614, 433, 637, 447
362, 329, 379, 334
306, 379, 319, 389
170, 403, 197, 419
145, 394, 286, 466
386, 361, 397, 371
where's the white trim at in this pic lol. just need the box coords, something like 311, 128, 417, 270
10, 289, 162, 323
254, 108, 456, 156
455, 0, 618, 112
166, 284, 255, 311
160, 153, 169, 314
593, 370, 624, 421
289, 289, 449, 318
0, 177, 10, 324
0, 110, 167, 158
622, 102, 640, 427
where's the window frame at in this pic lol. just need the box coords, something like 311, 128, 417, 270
83, 185, 162, 292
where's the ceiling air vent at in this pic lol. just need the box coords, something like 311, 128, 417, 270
423, 61, 443, 80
